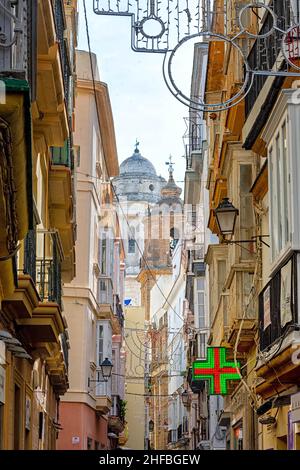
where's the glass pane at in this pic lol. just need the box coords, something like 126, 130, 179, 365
282, 122, 290, 244
197, 278, 204, 290
276, 134, 283, 252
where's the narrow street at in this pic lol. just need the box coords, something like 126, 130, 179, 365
1, 0, 300, 457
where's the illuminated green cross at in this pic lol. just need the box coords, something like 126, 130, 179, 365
192, 347, 241, 395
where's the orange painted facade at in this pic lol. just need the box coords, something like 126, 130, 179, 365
57, 402, 108, 450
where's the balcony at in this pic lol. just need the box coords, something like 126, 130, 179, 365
49, 139, 76, 282
95, 372, 112, 415
184, 121, 204, 171
0, 0, 36, 84
256, 253, 300, 398
2, 229, 63, 320
211, 293, 230, 347
243, 2, 295, 149
187, 366, 205, 394
34, 0, 69, 147
244, 2, 290, 119
0, 79, 33, 274
2, 229, 66, 352
108, 395, 125, 434
33, 229, 63, 309
97, 278, 121, 334
53, 0, 71, 109
167, 423, 189, 449
225, 271, 257, 353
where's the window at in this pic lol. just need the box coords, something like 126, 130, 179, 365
96, 324, 104, 367
217, 260, 226, 298
128, 238, 135, 254
100, 236, 107, 274
95, 441, 100, 450
194, 277, 205, 328
199, 333, 206, 358
269, 119, 291, 261
239, 164, 254, 259
128, 226, 136, 253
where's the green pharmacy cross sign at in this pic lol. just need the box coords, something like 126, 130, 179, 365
192, 347, 241, 395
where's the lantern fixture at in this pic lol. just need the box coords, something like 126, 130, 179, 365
214, 198, 270, 247
181, 389, 191, 407
214, 198, 239, 239
100, 357, 113, 381
88, 357, 113, 387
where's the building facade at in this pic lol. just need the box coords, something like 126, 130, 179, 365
113, 146, 166, 449
204, 0, 300, 450
0, 0, 77, 450
57, 50, 125, 450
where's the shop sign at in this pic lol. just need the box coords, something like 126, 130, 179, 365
192, 347, 241, 395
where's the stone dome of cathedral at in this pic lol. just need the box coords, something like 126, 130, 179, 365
120, 147, 157, 177
112, 143, 166, 204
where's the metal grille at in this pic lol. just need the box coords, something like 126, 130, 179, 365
245, 1, 291, 117
23, 228, 36, 283
259, 253, 298, 351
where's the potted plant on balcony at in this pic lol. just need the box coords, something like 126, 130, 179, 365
120, 399, 127, 423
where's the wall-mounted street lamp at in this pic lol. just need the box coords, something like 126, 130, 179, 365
214, 198, 270, 248
181, 389, 191, 407
88, 357, 113, 387
100, 357, 113, 380
214, 198, 239, 238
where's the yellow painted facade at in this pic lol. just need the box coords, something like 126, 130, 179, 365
0, 0, 77, 449
205, 0, 300, 450
124, 306, 146, 450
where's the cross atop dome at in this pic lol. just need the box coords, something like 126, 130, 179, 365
165, 155, 175, 182
134, 139, 140, 154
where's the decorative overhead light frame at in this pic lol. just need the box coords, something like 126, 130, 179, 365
93, 1, 300, 110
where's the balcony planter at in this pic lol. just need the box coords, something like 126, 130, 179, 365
108, 415, 125, 434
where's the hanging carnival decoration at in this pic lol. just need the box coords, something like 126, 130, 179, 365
93, 1, 300, 111
192, 347, 241, 395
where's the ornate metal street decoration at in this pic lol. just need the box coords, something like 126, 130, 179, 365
192, 347, 241, 395
93, 1, 300, 111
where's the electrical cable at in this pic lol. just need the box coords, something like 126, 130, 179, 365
81, 7, 187, 324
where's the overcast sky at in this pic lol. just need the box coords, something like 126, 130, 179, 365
77, 3, 194, 186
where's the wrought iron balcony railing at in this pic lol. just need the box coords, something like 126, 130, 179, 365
183, 120, 203, 170
21, 229, 63, 309
53, 0, 71, 109
244, 1, 291, 118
